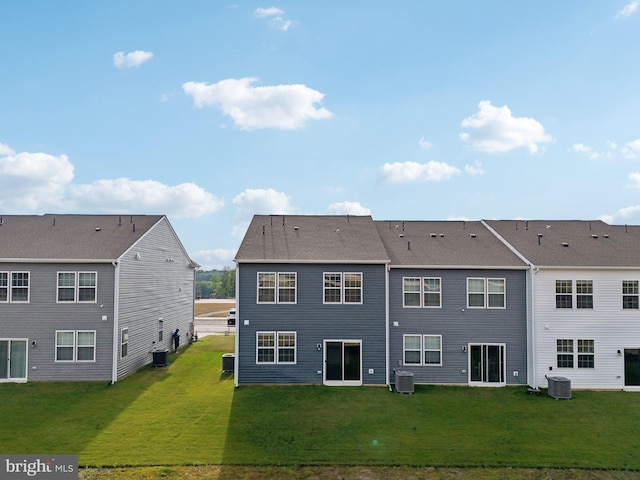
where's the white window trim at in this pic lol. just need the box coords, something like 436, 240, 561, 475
402, 277, 442, 308
256, 331, 297, 365
56, 271, 98, 304
3, 271, 30, 303
121, 328, 129, 358
557, 338, 595, 369
257, 272, 297, 304
403, 334, 442, 366
55, 330, 96, 363
555, 279, 595, 310
467, 277, 505, 309
323, 272, 363, 305
622, 280, 640, 310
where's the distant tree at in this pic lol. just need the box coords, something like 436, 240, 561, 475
211, 267, 236, 298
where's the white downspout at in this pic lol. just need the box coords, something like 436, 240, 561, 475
234, 263, 240, 387
530, 265, 538, 389
111, 260, 120, 384
385, 263, 391, 390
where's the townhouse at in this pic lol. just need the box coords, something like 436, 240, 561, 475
0, 214, 198, 383
235, 214, 640, 391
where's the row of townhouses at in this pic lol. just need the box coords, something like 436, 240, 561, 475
1, 215, 198, 384
234, 215, 640, 391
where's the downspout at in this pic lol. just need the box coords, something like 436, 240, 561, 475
234, 263, 240, 388
385, 263, 391, 391
530, 265, 538, 389
111, 260, 120, 384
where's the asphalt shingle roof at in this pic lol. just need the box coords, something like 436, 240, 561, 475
376, 220, 527, 268
0, 214, 164, 261
235, 215, 390, 263
485, 220, 640, 267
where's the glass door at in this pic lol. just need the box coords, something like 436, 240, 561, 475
469, 344, 505, 385
324, 340, 362, 385
0, 339, 27, 382
624, 349, 640, 387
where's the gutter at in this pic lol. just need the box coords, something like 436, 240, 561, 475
111, 260, 120, 384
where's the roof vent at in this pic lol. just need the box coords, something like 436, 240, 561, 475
603, 234, 609, 238
470, 233, 477, 238
537, 233, 543, 245
591, 234, 598, 239
294, 226, 299, 231
562, 242, 569, 247
95, 227, 102, 232
430, 233, 437, 238
440, 233, 444, 238
336, 229, 340, 234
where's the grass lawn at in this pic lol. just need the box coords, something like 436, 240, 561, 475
2, 335, 640, 478
194, 301, 234, 317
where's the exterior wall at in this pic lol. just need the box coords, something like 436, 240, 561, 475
236, 262, 387, 385
0, 262, 116, 381
533, 269, 640, 389
116, 218, 196, 380
388, 268, 528, 386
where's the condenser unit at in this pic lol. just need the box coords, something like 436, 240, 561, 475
546, 375, 571, 400
395, 370, 414, 394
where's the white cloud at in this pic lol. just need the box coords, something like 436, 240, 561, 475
615, 0, 639, 19
0, 142, 15, 155
113, 50, 153, 68
460, 100, 553, 154
379, 161, 461, 184
254, 6, 292, 30
67, 179, 223, 218
569, 143, 611, 160
328, 201, 371, 216
0, 145, 221, 218
183, 78, 332, 130
622, 139, 640, 159
418, 137, 433, 150
0, 150, 74, 212
629, 172, 640, 187
231, 187, 295, 236
464, 162, 484, 175
191, 248, 237, 270
600, 205, 640, 224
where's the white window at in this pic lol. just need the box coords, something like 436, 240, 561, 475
57, 272, 97, 303
555, 280, 593, 310
257, 272, 296, 304
576, 280, 593, 309
2, 272, 30, 303
55, 330, 96, 362
403, 277, 441, 308
403, 334, 442, 366
121, 328, 129, 358
324, 272, 362, 304
256, 332, 296, 364
623, 281, 639, 310
467, 278, 505, 309
158, 319, 164, 342
557, 338, 594, 369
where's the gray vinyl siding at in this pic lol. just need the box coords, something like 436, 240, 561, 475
236, 262, 387, 385
388, 268, 528, 386
116, 218, 196, 380
0, 262, 115, 381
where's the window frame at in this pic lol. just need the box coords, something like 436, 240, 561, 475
257, 272, 297, 304
323, 272, 363, 305
577, 339, 595, 369
576, 280, 593, 309
555, 280, 573, 309
402, 277, 442, 308
403, 334, 442, 366
55, 330, 96, 363
0, 272, 8, 303
7, 271, 30, 303
556, 338, 595, 369
623, 280, 639, 310
121, 328, 129, 358
56, 271, 97, 304
556, 339, 574, 368
467, 277, 506, 309
256, 331, 296, 365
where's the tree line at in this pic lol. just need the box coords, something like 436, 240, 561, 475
196, 267, 235, 299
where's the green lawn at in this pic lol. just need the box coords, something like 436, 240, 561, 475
2, 335, 640, 473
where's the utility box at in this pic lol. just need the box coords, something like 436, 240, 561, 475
546, 375, 571, 399
152, 349, 169, 367
222, 353, 235, 373
395, 370, 414, 394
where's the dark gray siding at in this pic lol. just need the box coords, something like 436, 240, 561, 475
236, 263, 387, 385
388, 268, 528, 386
116, 218, 196, 380
0, 262, 116, 381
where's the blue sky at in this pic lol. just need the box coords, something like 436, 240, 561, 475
1, 1, 640, 270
